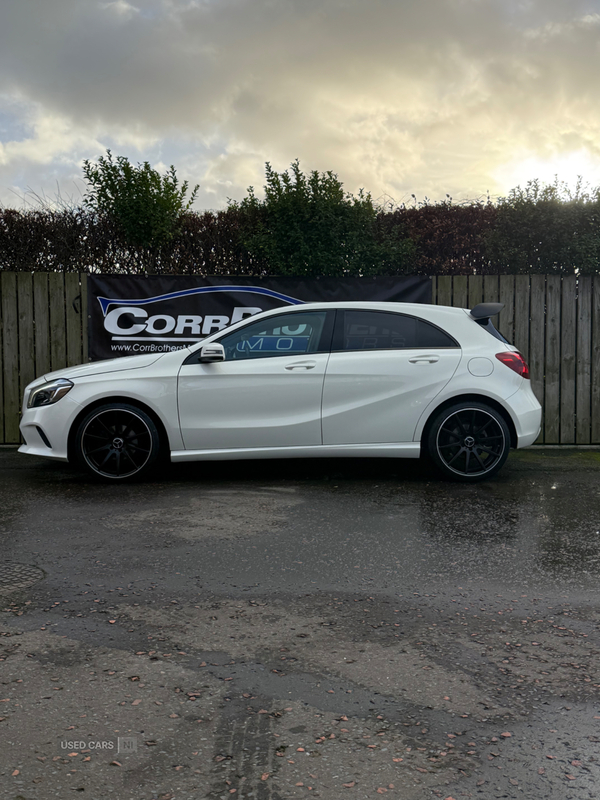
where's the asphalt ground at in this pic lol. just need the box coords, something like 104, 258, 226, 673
1, 447, 600, 800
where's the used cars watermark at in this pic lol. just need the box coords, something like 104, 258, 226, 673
59, 737, 137, 754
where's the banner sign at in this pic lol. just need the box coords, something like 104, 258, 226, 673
88, 275, 431, 361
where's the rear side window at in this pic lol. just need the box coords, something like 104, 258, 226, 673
335, 310, 458, 351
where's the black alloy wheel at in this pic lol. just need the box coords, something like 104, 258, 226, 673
75, 403, 160, 480
427, 402, 510, 481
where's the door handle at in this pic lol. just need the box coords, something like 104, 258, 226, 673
285, 361, 317, 370
408, 355, 439, 363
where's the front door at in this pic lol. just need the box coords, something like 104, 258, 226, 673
177, 309, 333, 450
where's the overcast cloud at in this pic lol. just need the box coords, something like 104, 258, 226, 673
1, 0, 600, 209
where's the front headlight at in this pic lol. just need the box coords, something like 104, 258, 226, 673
27, 378, 74, 409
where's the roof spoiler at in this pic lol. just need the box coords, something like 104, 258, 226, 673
470, 302, 504, 320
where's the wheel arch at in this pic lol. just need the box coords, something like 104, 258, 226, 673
67, 396, 171, 464
419, 394, 518, 450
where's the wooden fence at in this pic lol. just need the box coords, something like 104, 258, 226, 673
1, 273, 88, 444
1, 272, 599, 445
432, 274, 600, 446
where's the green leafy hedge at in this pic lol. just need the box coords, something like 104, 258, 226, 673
1, 165, 599, 275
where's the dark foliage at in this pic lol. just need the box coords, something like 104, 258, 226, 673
229, 160, 415, 276
482, 179, 600, 275
2, 173, 600, 275
82, 150, 199, 250
382, 201, 498, 275
0, 205, 265, 275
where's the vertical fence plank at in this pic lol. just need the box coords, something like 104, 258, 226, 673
529, 275, 546, 442
430, 276, 437, 305
544, 276, 561, 443
559, 276, 576, 444
17, 273, 35, 415
453, 275, 468, 308
592, 277, 600, 444
33, 274, 51, 379
81, 274, 89, 362
436, 276, 452, 306
576, 276, 592, 444
468, 275, 483, 310
483, 274, 499, 303
65, 273, 83, 366
0, 275, 4, 442
1, 273, 20, 443
514, 275, 530, 361
48, 273, 67, 371
498, 275, 515, 344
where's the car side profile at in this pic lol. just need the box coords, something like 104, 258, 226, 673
19, 301, 542, 482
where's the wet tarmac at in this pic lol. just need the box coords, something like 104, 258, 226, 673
1, 447, 599, 799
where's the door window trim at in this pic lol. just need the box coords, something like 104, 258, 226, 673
183, 308, 336, 364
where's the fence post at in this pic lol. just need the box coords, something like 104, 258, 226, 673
1, 272, 20, 443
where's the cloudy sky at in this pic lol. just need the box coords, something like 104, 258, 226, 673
1, 0, 600, 210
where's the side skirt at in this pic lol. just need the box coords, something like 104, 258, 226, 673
170, 443, 421, 462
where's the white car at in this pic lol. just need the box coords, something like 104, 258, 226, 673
19, 301, 541, 482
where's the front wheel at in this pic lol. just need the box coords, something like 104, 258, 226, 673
426, 402, 510, 482
74, 403, 161, 480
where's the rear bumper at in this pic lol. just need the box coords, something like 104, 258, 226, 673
507, 382, 542, 448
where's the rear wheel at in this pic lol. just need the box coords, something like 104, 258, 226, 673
426, 402, 510, 482
74, 403, 160, 480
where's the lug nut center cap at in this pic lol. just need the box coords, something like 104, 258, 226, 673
112, 437, 124, 449
464, 436, 475, 448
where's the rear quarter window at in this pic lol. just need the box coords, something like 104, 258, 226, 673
337, 310, 459, 351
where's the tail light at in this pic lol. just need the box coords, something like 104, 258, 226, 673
495, 351, 530, 379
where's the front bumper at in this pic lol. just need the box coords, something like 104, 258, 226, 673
18, 395, 82, 461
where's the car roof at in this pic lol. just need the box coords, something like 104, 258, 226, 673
257, 301, 466, 315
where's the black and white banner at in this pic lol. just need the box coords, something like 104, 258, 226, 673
88, 275, 431, 361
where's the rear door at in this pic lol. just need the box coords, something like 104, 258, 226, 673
322, 309, 461, 444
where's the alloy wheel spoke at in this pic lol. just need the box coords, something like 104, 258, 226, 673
440, 426, 462, 439
478, 445, 501, 456
95, 417, 115, 437
126, 442, 151, 455
447, 446, 465, 466
124, 429, 145, 441
472, 449, 486, 468
85, 443, 112, 456
470, 409, 477, 434
121, 448, 140, 469
458, 414, 470, 434
99, 450, 115, 469
85, 432, 112, 441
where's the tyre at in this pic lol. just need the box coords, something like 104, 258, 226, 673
426, 402, 510, 482
74, 403, 161, 480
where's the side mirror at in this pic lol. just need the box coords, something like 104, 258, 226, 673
198, 343, 225, 363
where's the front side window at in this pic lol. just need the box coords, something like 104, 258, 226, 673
218, 311, 329, 360
337, 310, 458, 351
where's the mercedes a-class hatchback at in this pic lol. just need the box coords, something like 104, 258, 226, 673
19, 301, 541, 482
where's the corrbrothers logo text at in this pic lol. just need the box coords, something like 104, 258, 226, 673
97, 285, 303, 354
